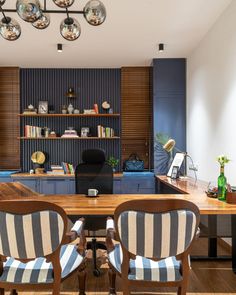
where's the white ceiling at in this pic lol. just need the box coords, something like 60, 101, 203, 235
0, 0, 232, 68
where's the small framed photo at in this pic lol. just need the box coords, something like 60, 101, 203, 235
81, 127, 90, 137
171, 166, 179, 179
38, 101, 48, 114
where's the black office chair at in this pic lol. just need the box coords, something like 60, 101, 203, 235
75, 148, 113, 276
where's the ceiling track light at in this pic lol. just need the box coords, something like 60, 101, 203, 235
158, 43, 164, 52
0, 0, 106, 41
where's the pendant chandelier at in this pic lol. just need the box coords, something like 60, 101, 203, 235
0, 0, 106, 41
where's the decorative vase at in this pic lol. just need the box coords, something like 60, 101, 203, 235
62, 105, 67, 114
67, 103, 74, 114
218, 165, 227, 201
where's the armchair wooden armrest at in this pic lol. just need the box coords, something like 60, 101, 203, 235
65, 218, 87, 256
106, 217, 116, 253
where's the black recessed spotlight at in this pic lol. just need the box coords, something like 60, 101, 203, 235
158, 43, 164, 52
57, 43, 62, 52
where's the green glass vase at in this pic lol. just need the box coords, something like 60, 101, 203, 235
218, 166, 227, 201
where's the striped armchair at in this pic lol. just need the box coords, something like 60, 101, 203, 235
0, 200, 87, 295
106, 199, 200, 295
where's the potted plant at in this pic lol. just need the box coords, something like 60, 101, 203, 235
107, 156, 119, 172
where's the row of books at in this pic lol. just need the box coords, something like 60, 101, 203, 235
46, 163, 75, 175
97, 125, 115, 138
25, 125, 43, 138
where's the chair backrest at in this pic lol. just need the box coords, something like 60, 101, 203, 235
75, 149, 113, 194
114, 199, 200, 260
0, 200, 67, 260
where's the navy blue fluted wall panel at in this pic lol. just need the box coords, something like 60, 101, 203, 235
20, 68, 121, 172
153, 59, 186, 174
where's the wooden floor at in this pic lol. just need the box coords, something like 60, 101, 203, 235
3, 238, 236, 295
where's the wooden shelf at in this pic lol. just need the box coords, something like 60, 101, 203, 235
18, 137, 120, 140
19, 113, 120, 117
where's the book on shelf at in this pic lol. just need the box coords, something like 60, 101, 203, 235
61, 162, 75, 174
97, 125, 115, 138
25, 125, 42, 138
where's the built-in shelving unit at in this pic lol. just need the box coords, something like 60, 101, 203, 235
20, 68, 121, 172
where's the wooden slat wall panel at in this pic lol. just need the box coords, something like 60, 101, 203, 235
0, 67, 20, 169
121, 67, 152, 169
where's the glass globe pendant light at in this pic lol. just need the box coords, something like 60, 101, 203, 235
32, 13, 50, 29
0, 16, 21, 41
16, 0, 42, 23
60, 16, 81, 41
53, 0, 74, 9
84, 0, 106, 26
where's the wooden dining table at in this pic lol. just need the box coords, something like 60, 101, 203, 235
1, 180, 236, 272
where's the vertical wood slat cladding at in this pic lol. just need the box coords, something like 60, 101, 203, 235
0, 67, 20, 169
20, 69, 121, 172
121, 67, 151, 169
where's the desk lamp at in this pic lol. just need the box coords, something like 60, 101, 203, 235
163, 139, 197, 180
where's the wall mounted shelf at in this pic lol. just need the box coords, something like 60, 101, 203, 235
18, 137, 120, 140
19, 113, 120, 117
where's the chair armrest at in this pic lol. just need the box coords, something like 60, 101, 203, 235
65, 218, 86, 254
195, 227, 200, 240
106, 217, 116, 253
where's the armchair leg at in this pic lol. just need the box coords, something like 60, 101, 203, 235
10, 290, 17, 295
0, 288, 4, 295
178, 281, 188, 295
108, 268, 116, 295
78, 261, 87, 295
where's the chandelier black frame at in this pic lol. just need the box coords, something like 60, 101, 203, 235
0, 0, 106, 41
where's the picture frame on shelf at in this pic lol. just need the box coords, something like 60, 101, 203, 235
81, 127, 90, 137
171, 166, 179, 179
38, 101, 48, 114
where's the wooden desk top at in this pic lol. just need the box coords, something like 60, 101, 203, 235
0, 182, 39, 198
1, 182, 236, 215
157, 175, 208, 195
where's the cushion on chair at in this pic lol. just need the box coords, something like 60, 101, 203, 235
0, 244, 84, 284
108, 244, 182, 282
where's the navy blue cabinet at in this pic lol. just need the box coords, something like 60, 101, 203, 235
11, 176, 123, 195
121, 172, 155, 194
11, 173, 154, 194
12, 178, 39, 192
40, 178, 72, 194
0, 177, 12, 183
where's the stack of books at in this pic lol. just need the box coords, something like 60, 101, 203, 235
23, 108, 37, 114
47, 165, 65, 175
97, 125, 114, 138
61, 129, 79, 138
25, 125, 42, 138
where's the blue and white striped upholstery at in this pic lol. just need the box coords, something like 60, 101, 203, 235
117, 210, 196, 258
0, 244, 84, 284
0, 211, 64, 259
108, 244, 182, 282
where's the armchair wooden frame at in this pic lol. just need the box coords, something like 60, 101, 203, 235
0, 200, 87, 295
106, 199, 200, 295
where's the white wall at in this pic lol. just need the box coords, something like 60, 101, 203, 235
187, 0, 236, 183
